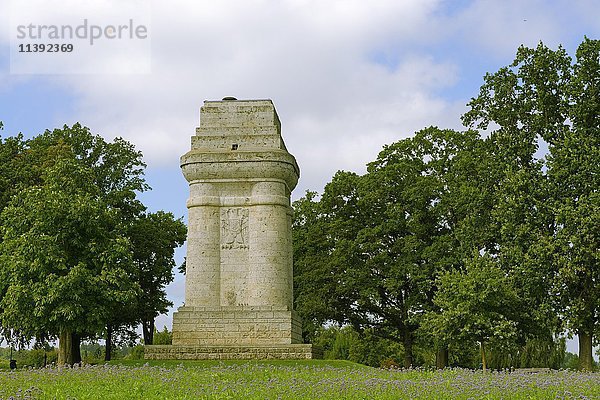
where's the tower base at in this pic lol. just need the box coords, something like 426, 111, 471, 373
145, 305, 321, 360
170, 306, 303, 346
144, 344, 322, 360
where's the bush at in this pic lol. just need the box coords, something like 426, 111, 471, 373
562, 352, 579, 370
127, 345, 145, 360
81, 343, 105, 364
14, 349, 58, 368
312, 326, 404, 367
153, 327, 172, 345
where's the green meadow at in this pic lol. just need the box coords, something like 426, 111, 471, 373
1, 360, 599, 399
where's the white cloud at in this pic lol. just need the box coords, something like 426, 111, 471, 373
5, 0, 594, 207
26, 0, 460, 195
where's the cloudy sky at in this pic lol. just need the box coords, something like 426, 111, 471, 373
0, 0, 598, 352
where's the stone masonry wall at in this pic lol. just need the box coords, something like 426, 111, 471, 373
172, 306, 303, 346
145, 344, 322, 360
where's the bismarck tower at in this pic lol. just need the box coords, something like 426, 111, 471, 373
145, 98, 319, 360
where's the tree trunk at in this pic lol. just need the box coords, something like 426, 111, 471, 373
578, 331, 593, 371
104, 324, 113, 361
403, 331, 413, 369
73, 333, 81, 363
58, 329, 82, 366
436, 348, 448, 369
480, 341, 487, 371
142, 319, 155, 345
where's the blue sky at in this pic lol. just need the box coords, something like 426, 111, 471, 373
1, 0, 598, 354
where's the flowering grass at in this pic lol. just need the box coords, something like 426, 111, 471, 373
1, 360, 599, 399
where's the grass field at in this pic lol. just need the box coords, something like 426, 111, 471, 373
1, 360, 599, 399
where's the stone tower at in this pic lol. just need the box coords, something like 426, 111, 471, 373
145, 98, 318, 359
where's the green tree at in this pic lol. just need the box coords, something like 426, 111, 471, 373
0, 124, 148, 365
463, 38, 600, 370
129, 211, 186, 345
102, 323, 139, 361
405, 127, 495, 368
103, 209, 185, 359
293, 191, 338, 343
294, 127, 486, 368
0, 152, 139, 364
152, 326, 173, 345
424, 254, 525, 371
0, 126, 28, 344
562, 352, 580, 370
0, 132, 28, 212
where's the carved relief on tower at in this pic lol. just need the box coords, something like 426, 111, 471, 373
220, 207, 249, 249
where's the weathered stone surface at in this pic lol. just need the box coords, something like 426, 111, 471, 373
149, 99, 317, 360
171, 306, 303, 345
144, 344, 322, 360
180, 100, 298, 311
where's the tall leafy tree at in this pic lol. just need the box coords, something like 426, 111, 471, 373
102, 210, 186, 359
293, 191, 336, 342
0, 132, 28, 212
0, 125, 38, 346
549, 39, 600, 371
129, 211, 186, 345
92, 209, 186, 360
0, 147, 139, 364
463, 38, 600, 370
410, 128, 498, 368
0, 124, 148, 364
425, 253, 525, 371
294, 127, 487, 368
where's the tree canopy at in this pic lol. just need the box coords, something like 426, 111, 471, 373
294, 127, 491, 368
0, 124, 185, 364
129, 211, 186, 345
294, 38, 600, 370
463, 38, 600, 371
